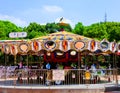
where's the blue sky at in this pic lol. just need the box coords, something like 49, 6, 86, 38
0, 0, 120, 27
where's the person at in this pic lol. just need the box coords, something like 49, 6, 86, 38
18, 61, 23, 69
108, 63, 112, 75
108, 63, 111, 69
90, 64, 97, 77
90, 64, 96, 73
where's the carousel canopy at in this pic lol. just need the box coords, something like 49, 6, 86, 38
0, 31, 120, 55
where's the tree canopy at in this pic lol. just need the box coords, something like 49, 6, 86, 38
0, 20, 120, 42
73, 22, 120, 42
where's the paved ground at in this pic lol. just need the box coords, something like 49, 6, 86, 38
0, 78, 120, 93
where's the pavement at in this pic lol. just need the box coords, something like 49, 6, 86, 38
0, 79, 120, 93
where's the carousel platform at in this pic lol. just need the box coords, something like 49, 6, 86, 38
0, 69, 119, 93
0, 79, 120, 93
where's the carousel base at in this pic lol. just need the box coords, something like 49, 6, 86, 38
0, 84, 119, 93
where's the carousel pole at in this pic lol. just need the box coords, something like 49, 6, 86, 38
78, 51, 81, 84
78, 51, 81, 69
113, 53, 116, 81
4, 53, 7, 83
4, 53, 7, 68
114, 52, 118, 85
14, 55, 17, 65
112, 53, 115, 81
27, 54, 29, 68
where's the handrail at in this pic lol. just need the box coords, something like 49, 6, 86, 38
0, 68, 118, 86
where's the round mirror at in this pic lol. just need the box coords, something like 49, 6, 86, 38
45, 41, 56, 50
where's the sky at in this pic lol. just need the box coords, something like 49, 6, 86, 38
0, 0, 120, 28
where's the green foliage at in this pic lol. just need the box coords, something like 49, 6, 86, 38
105, 22, 120, 42
46, 22, 60, 33
23, 22, 47, 39
73, 22, 120, 42
0, 20, 22, 40
73, 22, 84, 35
0, 20, 120, 42
83, 22, 108, 40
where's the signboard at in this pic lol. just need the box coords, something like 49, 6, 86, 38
52, 70, 65, 81
9, 32, 27, 38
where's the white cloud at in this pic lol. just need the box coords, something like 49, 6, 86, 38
43, 5, 63, 13
0, 14, 28, 27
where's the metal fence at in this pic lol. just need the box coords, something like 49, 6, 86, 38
117, 68, 120, 84
0, 67, 119, 86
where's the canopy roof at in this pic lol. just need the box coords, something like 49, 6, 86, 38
0, 31, 120, 55
32, 31, 91, 41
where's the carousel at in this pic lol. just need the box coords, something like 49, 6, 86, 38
0, 30, 120, 64
0, 18, 120, 86
0, 29, 119, 86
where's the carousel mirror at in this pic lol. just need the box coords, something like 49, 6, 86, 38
74, 41, 85, 50
19, 43, 29, 52
45, 41, 56, 50
100, 41, 109, 50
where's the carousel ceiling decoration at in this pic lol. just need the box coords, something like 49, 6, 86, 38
70, 50, 77, 56
88, 40, 98, 52
116, 42, 120, 55
10, 44, 18, 55
99, 39, 110, 52
18, 42, 30, 53
0, 31, 120, 55
117, 43, 120, 51
110, 41, 117, 53
4, 44, 10, 54
74, 41, 86, 51
44, 40, 56, 51
31, 40, 41, 52
56, 51, 64, 56
34, 31, 89, 41
59, 40, 70, 52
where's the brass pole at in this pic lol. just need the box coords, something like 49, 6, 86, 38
4, 53, 7, 81
78, 51, 82, 69
78, 51, 82, 84
14, 55, 16, 65
114, 53, 118, 85
27, 54, 29, 68
113, 53, 115, 80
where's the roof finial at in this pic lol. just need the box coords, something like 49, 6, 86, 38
59, 17, 63, 22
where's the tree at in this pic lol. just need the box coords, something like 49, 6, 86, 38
83, 22, 108, 40
73, 22, 84, 35
105, 22, 120, 42
0, 20, 22, 40
23, 22, 47, 39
